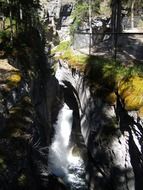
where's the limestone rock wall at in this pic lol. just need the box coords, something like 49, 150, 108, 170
55, 60, 143, 190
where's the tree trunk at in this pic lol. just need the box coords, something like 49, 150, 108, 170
8, 0, 13, 43
111, 0, 122, 59
0, 15, 6, 30
117, 0, 122, 33
20, 3, 23, 20
89, 0, 92, 55
131, 0, 135, 29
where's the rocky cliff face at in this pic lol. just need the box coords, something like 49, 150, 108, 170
1, 1, 143, 189
55, 59, 143, 190
1, 51, 143, 190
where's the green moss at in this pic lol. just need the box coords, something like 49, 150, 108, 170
85, 56, 119, 91
5, 71, 22, 88
52, 40, 71, 53
55, 47, 143, 110
119, 76, 143, 110
64, 51, 87, 65
7, 72, 22, 83
57, 48, 88, 70
53, 40, 88, 69
84, 56, 143, 109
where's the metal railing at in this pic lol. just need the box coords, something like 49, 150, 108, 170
73, 29, 143, 61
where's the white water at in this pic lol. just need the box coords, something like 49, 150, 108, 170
67, 147, 87, 190
48, 103, 72, 177
48, 103, 87, 189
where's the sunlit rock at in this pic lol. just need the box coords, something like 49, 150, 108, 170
7, 72, 22, 85
54, 59, 143, 190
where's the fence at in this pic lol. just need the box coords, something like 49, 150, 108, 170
73, 16, 143, 60
122, 16, 143, 30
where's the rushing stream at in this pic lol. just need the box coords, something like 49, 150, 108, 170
48, 103, 87, 189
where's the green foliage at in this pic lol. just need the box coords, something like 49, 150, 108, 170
85, 56, 143, 87
72, 1, 89, 21
84, 55, 143, 108
0, 30, 11, 41
70, 1, 89, 34
0, 0, 41, 46
58, 47, 88, 70
99, 0, 111, 17
56, 48, 143, 81
0, 30, 13, 53
70, 0, 102, 35
52, 40, 71, 53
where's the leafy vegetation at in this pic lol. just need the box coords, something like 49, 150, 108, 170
54, 42, 143, 104
84, 56, 143, 108
69, 0, 105, 35
0, 0, 41, 56
70, 1, 89, 35
52, 40, 71, 53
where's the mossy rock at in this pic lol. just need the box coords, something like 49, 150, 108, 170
7, 72, 21, 83
6, 72, 22, 87
118, 76, 143, 110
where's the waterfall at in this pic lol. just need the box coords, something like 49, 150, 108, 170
48, 103, 87, 189
48, 103, 73, 177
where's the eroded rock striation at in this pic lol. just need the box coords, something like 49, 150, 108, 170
55, 58, 143, 190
